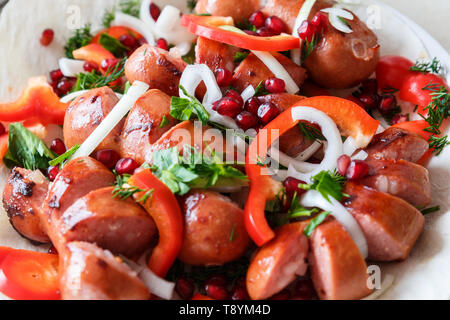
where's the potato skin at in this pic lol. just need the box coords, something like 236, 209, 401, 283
195, 0, 260, 23
178, 191, 251, 266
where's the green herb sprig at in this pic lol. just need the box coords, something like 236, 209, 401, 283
72, 58, 126, 92
298, 170, 347, 203
48, 144, 80, 168
64, 25, 93, 59
112, 172, 153, 204
410, 57, 442, 74
170, 85, 210, 124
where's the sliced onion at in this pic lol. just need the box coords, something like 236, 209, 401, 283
70, 81, 149, 160
137, 255, 175, 300
351, 150, 368, 161
60, 90, 123, 104
293, 0, 317, 37
301, 190, 368, 258
295, 140, 323, 161
59, 58, 85, 78
140, 0, 157, 25
241, 85, 255, 102
376, 125, 385, 134
321, 7, 354, 33
155, 5, 180, 32
112, 12, 155, 45
175, 42, 193, 56
343, 136, 357, 156
372, 110, 389, 130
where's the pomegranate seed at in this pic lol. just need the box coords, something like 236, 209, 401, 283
245, 97, 262, 115
101, 58, 120, 72
258, 102, 279, 124
298, 21, 317, 42
235, 111, 259, 130
256, 27, 273, 37
265, 77, 286, 93
0, 123, 6, 136
292, 279, 315, 300
231, 286, 250, 300
358, 93, 380, 110
392, 114, 409, 125
311, 12, 328, 32
175, 277, 195, 300
119, 34, 138, 49
212, 100, 219, 111
156, 38, 169, 51
47, 165, 60, 182
205, 275, 227, 287
205, 283, 228, 300
244, 30, 259, 36
150, 3, 161, 21
265, 16, 285, 35
346, 160, 369, 181
115, 158, 139, 175
40, 29, 54, 46
361, 79, 378, 95
49, 69, 64, 82
50, 138, 67, 156
378, 94, 397, 115
48, 245, 58, 255
95, 149, 121, 169
83, 61, 99, 73
249, 11, 266, 28
215, 68, 233, 87
283, 176, 306, 201
270, 289, 291, 300
346, 95, 365, 108
215, 98, 242, 118
225, 90, 244, 107
337, 154, 351, 176
57, 78, 73, 96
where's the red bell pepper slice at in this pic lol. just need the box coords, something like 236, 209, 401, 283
91, 26, 143, 44
128, 170, 184, 277
72, 43, 116, 68
180, 15, 301, 52
0, 133, 8, 160
245, 96, 379, 246
0, 77, 69, 125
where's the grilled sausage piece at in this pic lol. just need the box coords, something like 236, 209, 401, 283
361, 160, 431, 208
195, 0, 260, 23
120, 89, 178, 164
59, 187, 156, 258
125, 45, 187, 97
231, 53, 307, 93
195, 37, 239, 73
309, 218, 372, 300
343, 182, 425, 261
246, 222, 309, 300
60, 242, 150, 300
2, 168, 50, 243
178, 191, 250, 266
365, 127, 429, 163
64, 87, 122, 153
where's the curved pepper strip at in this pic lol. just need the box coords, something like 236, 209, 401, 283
91, 26, 143, 44
73, 43, 115, 68
245, 96, 380, 246
128, 169, 184, 278
0, 77, 69, 125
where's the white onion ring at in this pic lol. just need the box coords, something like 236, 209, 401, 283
295, 140, 323, 161
321, 7, 354, 33
351, 150, 368, 161
112, 12, 156, 45
241, 85, 255, 102
59, 58, 85, 78
155, 5, 180, 32
137, 255, 175, 300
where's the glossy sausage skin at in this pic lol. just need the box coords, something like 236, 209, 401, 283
246, 222, 309, 300
309, 218, 372, 300
120, 89, 178, 164
59, 242, 150, 300
344, 182, 425, 261
365, 127, 429, 163
178, 190, 250, 266
125, 45, 187, 97
195, 0, 260, 23
232, 53, 307, 93
361, 160, 431, 208
64, 87, 122, 153
59, 187, 157, 258
2, 168, 50, 243
195, 37, 238, 73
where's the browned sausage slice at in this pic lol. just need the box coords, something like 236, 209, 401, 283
120, 89, 178, 164
246, 222, 309, 300
231, 53, 307, 93
2, 168, 50, 243
59, 241, 150, 300
58, 187, 156, 258
178, 190, 250, 266
195, 0, 260, 23
361, 160, 431, 208
343, 182, 425, 261
309, 218, 372, 300
64, 87, 122, 153
365, 127, 429, 163
195, 37, 239, 73
125, 45, 187, 97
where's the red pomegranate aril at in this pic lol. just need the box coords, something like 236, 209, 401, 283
236, 111, 259, 130
270, 289, 291, 300
57, 79, 73, 96
115, 158, 139, 175
47, 165, 60, 182
83, 61, 99, 73
225, 90, 244, 107
256, 27, 273, 37
265, 77, 286, 93
0, 123, 5, 136
156, 38, 169, 51
49, 69, 64, 82
337, 154, 351, 176
392, 114, 409, 125
205, 275, 227, 287
358, 93, 379, 110
101, 58, 120, 72
47, 245, 58, 255
175, 277, 195, 300
40, 29, 54, 46
283, 176, 306, 200
298, 21, 317, 42
265, 16, 285, 35
50, 138, 67, 156
245, 97, 262, 115
311, 12, 328, 31
205, 284, 228, 300
258, 102, 279, 124
215, 68, 233, 87
346, 160, 369, 181
378, 94, 397, 115
95, 149, 121, 169
119, 34, 138, 49
361, 78, 378, 95
249, 11, 266, 28
212, 100, 219, 111
231, 286, 250, 300
293, 279, 315, 300
216, 98, 242, 118
150, 3, 161, 21
244, 30, 259, 36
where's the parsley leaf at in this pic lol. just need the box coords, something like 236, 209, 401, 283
304, 211, 331, 237
299, 170, 346, 203
64, 25, 93, 59
170, 85, 210, 124
48, 144, 80, 168
159, 115, 170, 128
99, 33, 130, 57
410, 57, 442, 74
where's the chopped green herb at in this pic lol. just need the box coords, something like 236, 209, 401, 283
421, 205, 440, 215
304, 211, 331, 237
170, 85, 210, 124
287, 192, 319, 220
119, 0, 141, 17
182, 44, 196, 65
298, 122, 326, 142
299, 170, 346, 203
112, 172, 153, 204
64, 25, 93, 59
187, 0, 197, 12
301, 33, 319, 63
99, 33, 130, 57
410, 57, 442, 74
234, 51, 249, 63
229, 224, 237, 243
159, 115, 170, 128
102, 9, 116, 28
72, 58, 126, 92
48, 144, 80, 168
254, 81, 270, 96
